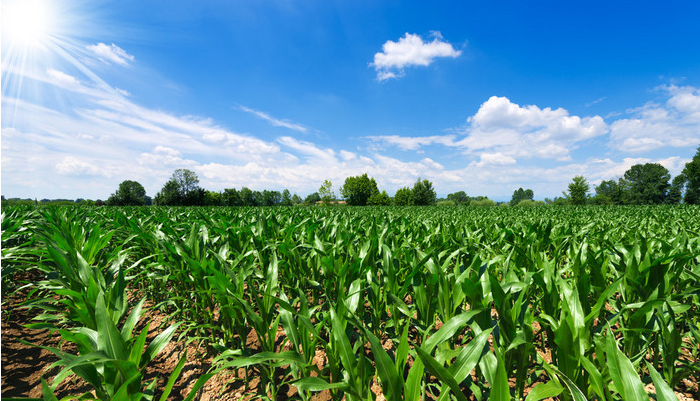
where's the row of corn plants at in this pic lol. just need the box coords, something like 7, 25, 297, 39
2, 205, 699, 400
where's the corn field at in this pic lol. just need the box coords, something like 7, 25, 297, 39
2, 205, 699, 400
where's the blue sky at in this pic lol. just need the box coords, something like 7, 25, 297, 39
2, 0, 700, 201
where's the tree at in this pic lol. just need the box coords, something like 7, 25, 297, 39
367, 190, 391, 206
261, 190, 281, 206
154, 180, 180, 206
239, 187, 256, 206
595, 180, 624, 205
394, 187, 413, 206
509, 188, 534, 206
566, 176, 589, 205
667, 174, 687, 204
446, 191, 469, 205
291, 194, 303, 205
204, 190, 223, 206
154, 169, 205, 206
107, 180, 146, 206
412, 178, 436, 206
304, 192, 321, 205
281, 189, 293, 206
340, 173, 379, 206
623, 163, 670, 204
222, 188, 241, 206
682, 146, 700, 204
318, 180, 335, 204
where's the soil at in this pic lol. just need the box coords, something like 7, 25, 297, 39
3, 285, 699, 400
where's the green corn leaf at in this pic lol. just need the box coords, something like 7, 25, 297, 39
606, 328, 648, 401
644, 361, 676, 401
158, 351, 188, 401
141, 322, 181, 369
448, 327, 493, 384
414, 343, 469, 401
95, 295, 128, 360
330, 308, 356, 379
42, 378, 59, 401
362, 326, 402, 401
120, 298, 145, 341
182, 371, 218, 401
579, 356, 605, 400
524, 381, 563, 401
128, 327, 150, 368
491, 348, 511, 401
404, 357, 424, 401
292, 377, 352, 392
423, 310, 481, 354
550, 367, 589, 401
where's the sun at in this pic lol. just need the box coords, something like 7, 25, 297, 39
2, 0, 54, 47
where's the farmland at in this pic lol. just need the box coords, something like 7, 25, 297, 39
2, 205, 699, 400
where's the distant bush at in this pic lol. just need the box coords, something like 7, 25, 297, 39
437, 200, 456, 207
469, 199, 496, 207
515, 199, 545, 207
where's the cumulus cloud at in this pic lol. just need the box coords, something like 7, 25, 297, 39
239, 105, 308, 133
368, 96, 607, 162
86, 43, 135, 66
371, 32, 461, 81
609, 85, 700, 152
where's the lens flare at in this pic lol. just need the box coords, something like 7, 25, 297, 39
2, 0, 54, 47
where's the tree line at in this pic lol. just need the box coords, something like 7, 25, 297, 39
5, 145, 698, 207
563, 146, 700, 205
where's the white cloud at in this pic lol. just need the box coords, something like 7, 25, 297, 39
47, 69, 79, 86
239, 105, 307, 133
609, 85, 700, 152
115, 87, 131, 97
366, 134, 457, 151
472, 152, 517, 167
55, 157, 105, 176
371, 32, 461, 81
368, 96, 606, 162
86, 43, 135, 66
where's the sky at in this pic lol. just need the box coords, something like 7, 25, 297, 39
2, 0, 700, 201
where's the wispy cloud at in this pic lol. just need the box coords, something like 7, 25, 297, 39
609, 85, 700, 152
371, 32, 462, 81
239, 105, 308, 133
86, 43, 134, 66
585, 97, 606, 107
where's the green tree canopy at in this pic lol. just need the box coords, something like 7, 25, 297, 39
222, 188, 241, 206
412, 178, 436, 206
682, 145, 700, 204
394, 187, 413, 206
154, 169, 204, 206
281, 189, 293, 206
239, 187, 257, 206
446, 191, 469, 205
623, 163, 670, 204
318, 180, 335, 204
340, 173, 379, 206
667, 174, 687, 204
304, 192, 321, 205
107, 180, 146, 206
566, 176, 589, 205
367, 190, 391, 206
509, 188, 534, 206
595, 179, 624, 205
